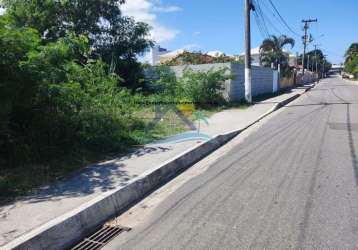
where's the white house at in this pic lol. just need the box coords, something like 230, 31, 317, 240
207, 51, 226, 57
239, 47, 297, 67
150, 45, 169, 65
150, 46, 189, 65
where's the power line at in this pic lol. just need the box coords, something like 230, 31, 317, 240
252, 0, 270, 38
255, 0, 281, 35
266, 0, 301, 38
253, 1, 269, 34
253, 10, 269, 38
252, 0, 272, 38
255, 0, 284, 35
259, 0, 298, 37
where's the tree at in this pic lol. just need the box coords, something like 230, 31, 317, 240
259, 35, 295, 71
192, 111, 209, 134
2, 0, 153, 89
298, 49, 332, 74
344, 43, 358, 78
0, 17, 41, 165
304, 49, 324, 71
2, 0, 124, 41
0, 25, 138, 167
345, 43, 358, 63
344, 57, 358, 76
93, 17, 153, 90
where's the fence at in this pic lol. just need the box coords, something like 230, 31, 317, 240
296, 71, 318, 84
280, 76, 295, 90
146, 63, 317, 103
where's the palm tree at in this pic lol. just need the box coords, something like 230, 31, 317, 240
345, 43, 358, 63
259, 35, 295, 69
192, 111, 209, 134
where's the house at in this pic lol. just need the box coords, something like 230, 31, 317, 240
150, 45, 189, 65
150, 46, 242, 65
239, 47, 297, 67
150, 45, 170, 65
158, 49, 187, 64
207, 51, 226, 57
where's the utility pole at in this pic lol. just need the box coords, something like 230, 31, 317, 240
322, 54, 328, 78
307, 55, 310, 72
244, 0, 254, 103
313, 44, 318, 76
301, 19, 317, 74
296, 52, 299, 67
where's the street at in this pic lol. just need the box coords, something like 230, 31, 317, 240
105, 76, 358, 250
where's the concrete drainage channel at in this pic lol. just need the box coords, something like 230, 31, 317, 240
3, 84, 314, 250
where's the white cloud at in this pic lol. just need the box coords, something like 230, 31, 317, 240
193, 31, 201, 36
120, 0, 180, 43
152, 5, 182, 13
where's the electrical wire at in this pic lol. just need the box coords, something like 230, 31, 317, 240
253, 10, 269, 38
255, 0, 283, 35
258, 0, 298, 37
252, 0, 271, 38
266, 0, 301, 38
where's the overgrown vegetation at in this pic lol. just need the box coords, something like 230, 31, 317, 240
152, 66, 231, 108
163, 51, 243, 66
0, 0, 150, 198
344, 43, 358, 79
0, 1, 233, 198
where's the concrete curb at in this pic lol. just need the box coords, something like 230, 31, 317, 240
4, 131, 241, 250
3, 87, 312, 250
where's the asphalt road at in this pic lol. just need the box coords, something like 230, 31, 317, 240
105, 76, 358, 250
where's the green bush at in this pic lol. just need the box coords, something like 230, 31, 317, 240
177, 68, 231, 108
0, 32, 149, 197
345, 57, 358, 75
149, 66, 231, 108
0, 1, 233, 198
344, 43, 358, 78
0, 30, 141, 178
2, 0, 153, 90
152, 65, 178, 96
354, 68, 358, 79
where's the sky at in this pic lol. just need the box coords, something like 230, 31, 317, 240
121, 0, 358, 64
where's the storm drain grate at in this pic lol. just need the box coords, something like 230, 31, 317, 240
71, 225, 131, 250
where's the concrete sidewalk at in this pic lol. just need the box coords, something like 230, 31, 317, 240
0, 86, 308, 247
342, 78, 358, 85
